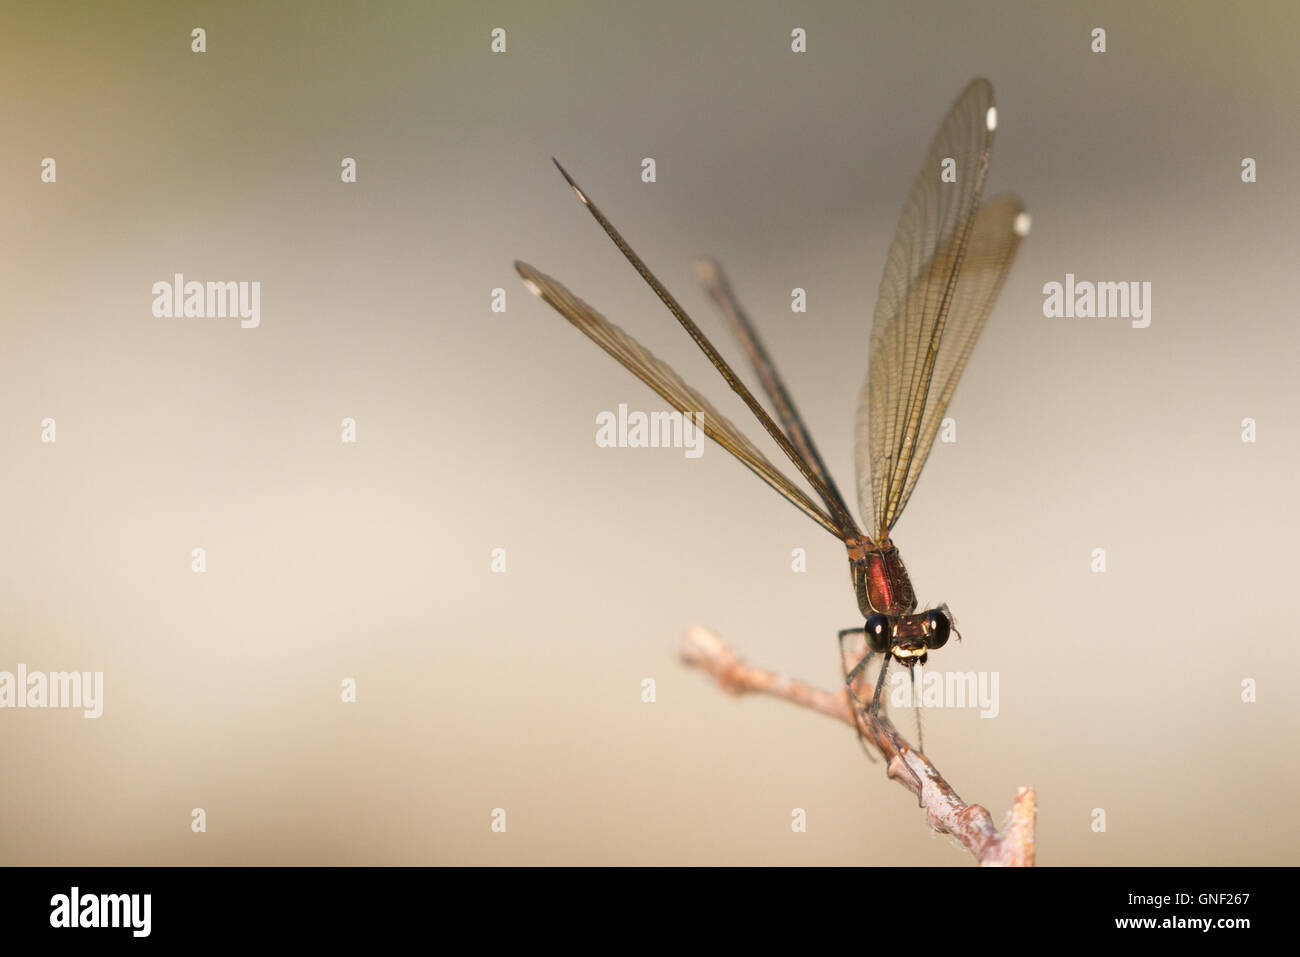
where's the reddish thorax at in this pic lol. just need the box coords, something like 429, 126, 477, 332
847, 538, 918, 618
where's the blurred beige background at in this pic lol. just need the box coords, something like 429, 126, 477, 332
0, 0, 1296, 865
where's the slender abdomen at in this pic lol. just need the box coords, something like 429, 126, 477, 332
847, 539, 917, 617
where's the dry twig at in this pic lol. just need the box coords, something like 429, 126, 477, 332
679, 624, 1036, 866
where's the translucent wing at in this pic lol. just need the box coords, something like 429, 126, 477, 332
548, 160, 859, 540
695, 257, 866, 544
856, 78, 1011, 538
516, 260, 842, 537
897, 194, 1028, 515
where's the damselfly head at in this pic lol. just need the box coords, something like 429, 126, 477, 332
877, 606, 956, 665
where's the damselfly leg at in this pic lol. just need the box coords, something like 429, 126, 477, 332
839, 626, 883, 762
909, 664, 925, 755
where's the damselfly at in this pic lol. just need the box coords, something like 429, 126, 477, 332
516, 78, 1028, 754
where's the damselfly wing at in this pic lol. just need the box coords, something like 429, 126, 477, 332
515, 78, 1028, 756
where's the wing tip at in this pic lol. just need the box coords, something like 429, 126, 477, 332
551, 157, 590, 205
956, 77, 996, 129
694, 257, 721, 285
513, 260, 544, 297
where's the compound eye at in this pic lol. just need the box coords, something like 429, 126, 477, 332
924, 609, 950, 649
864, 613, 891, 653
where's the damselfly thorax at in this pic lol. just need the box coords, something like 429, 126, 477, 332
848, 537, 915, 617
